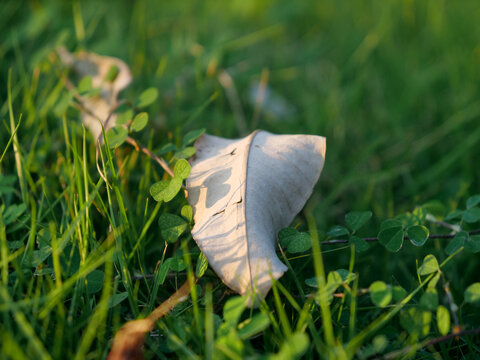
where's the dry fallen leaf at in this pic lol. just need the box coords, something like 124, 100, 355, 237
57, 46, 132, 140
186, 130, 326, 300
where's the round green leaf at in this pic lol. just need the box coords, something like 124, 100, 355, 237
445, 231, 467, 255
345, 211, 372, 231
150, 179, 182, 203
158, 213, 188, 243
465, 283, 480, 304
278, 228, 298, 247
158, 142, 177, 154
407, 225, 429, 246
3, 203, 27, 225
444, 209, 464, 221
418, 254, 439, 276
378, 226, 404, 252
335, 269, 356, 283
150, 181, 169, 202
174, 159, 191, 179
0, 175, 16, 196
392, 286, 407, 302
163, 179, 183, 202
286, 232, 311, 253
428, 273, 440, 289
370, 281, 392, 308
326, 225, 350, 238
279, 227, 313, 253
462, 207, 480, 223
323, 271, 348, 302
349, 235, 370, 252
135, 87, 158, 108
78, 76, 93, 95
371, 335, 388, 355
34, 263, 53, 275
400, 308, 431, 336
422, 200, 446, 217
379, 219, 403, 231
183, 128, 206, 146
276, 332, 309, 359
305, 277, 318, 288
8, 241, 23, 251
195, 252, 208, 278
465, 235, 480, 253
106, 126, 128, 148
108, 292, 129, 308
410, 207, 427, 226
105, 65, 119, 82
327, 271, 343, 288
467, 195, 480, 209
436, 305, 450, 336
174, 147, 196, 159
86, 270, 104, 294
169, 256, 186, 272
223, 296, 247, 326
397, 207, 427, 228
116, 108, 133, 125
181, 205, 193, 223
238, 313, 271, 340
419, 288, 438, 311
131, 112, 149, 132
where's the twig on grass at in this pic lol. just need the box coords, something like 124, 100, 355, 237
125, 136, 174, 178
131, 273, 186, 281
381, 327, 480, 359
443, 281, 461, 332
321, 229, 480, 246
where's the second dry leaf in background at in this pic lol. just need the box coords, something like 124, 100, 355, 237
57, 46, 132, 140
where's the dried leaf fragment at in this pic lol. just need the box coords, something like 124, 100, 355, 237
57, 46, 132, 140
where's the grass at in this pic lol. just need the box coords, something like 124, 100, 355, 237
1, 0, 480, 359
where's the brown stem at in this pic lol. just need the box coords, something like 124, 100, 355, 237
131, 273, 186, 281
124, 136, 175, 179
321, 229, 480, 246
443, 282, 460, 329
427, 215, 461, 232
381, 327, 480, 359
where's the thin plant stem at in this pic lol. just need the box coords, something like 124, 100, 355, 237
381, 327, 480, 360
124, 136, 174, 178
322, 229, 480, 246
